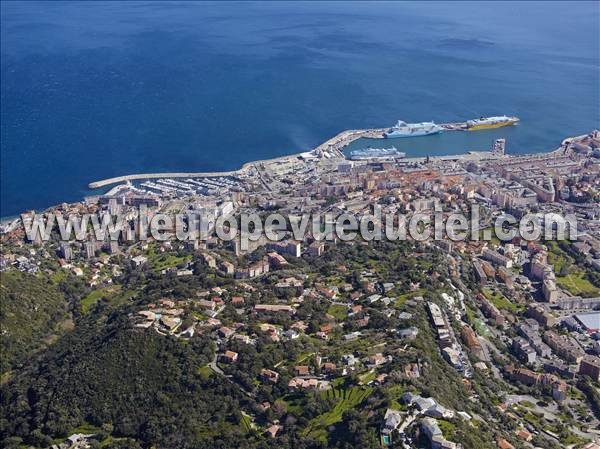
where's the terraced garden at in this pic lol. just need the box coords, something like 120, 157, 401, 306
304, 385, 373, 440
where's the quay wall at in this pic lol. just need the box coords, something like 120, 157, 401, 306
89, 120, 574, 191
89, 170, 241, 189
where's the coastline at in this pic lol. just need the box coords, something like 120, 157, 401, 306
87, 121, 519, 190
2, 125, 589, 222
87, 127, 390, 189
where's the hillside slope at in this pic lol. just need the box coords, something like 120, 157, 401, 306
0, 272, 68, 372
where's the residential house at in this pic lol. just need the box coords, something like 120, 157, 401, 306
221, 350, 238, 364
260, 369, 279, 384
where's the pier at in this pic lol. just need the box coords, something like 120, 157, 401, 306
88, 170, 242, 189
312, 128, 388, 157
87, 129, 388, 189
310, 121, 474, 156
87, 119, 513, 190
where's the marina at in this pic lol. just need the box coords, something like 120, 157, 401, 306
136, 176, 245, 198
349, 146, 406, 161
88, 116, 520, 190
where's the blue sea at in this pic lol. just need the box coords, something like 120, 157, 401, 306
1, 1, 598, 217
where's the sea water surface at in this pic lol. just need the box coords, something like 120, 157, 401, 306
1, 1, 598, 216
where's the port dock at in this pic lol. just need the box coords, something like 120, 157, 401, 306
87, 128, 389, 189
87, 118, 515, 189
88, 170, 242, 189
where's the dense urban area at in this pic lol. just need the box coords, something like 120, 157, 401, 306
1, 127, 600, 449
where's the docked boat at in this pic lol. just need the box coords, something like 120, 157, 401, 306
385, 120, 444, 138
466, 115, 519, 131
349, 147, 406, 160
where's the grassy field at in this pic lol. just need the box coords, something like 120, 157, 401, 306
473, 318, 491, 337
282, 394, 305, 416
482, 289, 518, 313
395, 289, 425, 308
293, 351, 316, 365
152, 254, 191, 271
196, 365, 213, 380
556, 271, 600, 297
240, 412, 255, 433
358, 370, 377, 385
334, 335, 379, 355
546, 241, 600, 296
547, 248, 569, 274
304, 385, 373, 440
80, 285, 136, 314
437, 419, 457, 437
465, 307, 492, 337
50, 269, 67, 284
146, 244, 192, 271
327, 304, 348, 320
81, 285, 120, 314
71, 422, 102, 435
383, 384, 408, 410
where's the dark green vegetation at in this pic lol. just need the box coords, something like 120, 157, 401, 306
578, 377, 600, 420
0, 272, 68, 372
0, 311, 250, 449
1, 239, 588, 449
547, 241, 600, 297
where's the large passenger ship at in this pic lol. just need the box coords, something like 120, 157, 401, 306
384, 120, 444, 138
349, 147, 406, 160
466, 116, 519, 131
